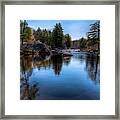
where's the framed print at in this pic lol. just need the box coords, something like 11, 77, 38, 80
0, 0, 120, 119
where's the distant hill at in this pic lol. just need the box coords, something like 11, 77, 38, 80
71, 39, 99, 52
71, 40, 80, 49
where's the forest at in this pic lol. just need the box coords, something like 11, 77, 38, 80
20, 20, 100, 54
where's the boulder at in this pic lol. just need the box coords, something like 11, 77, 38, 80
20, 41, 51, 56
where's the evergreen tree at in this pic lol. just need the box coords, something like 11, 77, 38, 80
52, 23, 64, 48
64, 34, 71, 48
79, 37, 87, 49
87, 21, 100, 50
33, 27, 42, 41
47, 30, 52, 46
20, 20, 32, 44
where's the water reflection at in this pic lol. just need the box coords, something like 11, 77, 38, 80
85, 54, 100, 83
20, 82, 39, 100
63, 56, 71, 66
33, 55, 51, 70
20, 56, 39, 100
20, 56, 33, 82
20, 52, 100, 100
51, 55, 63, 75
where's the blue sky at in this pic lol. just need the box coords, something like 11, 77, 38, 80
26, 20, 98, 40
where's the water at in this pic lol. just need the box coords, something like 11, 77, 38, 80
20, 52, 100, 100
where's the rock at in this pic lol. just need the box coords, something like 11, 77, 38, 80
20, 41, 51, 56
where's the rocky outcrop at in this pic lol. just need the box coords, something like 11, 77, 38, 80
20, 41, 51, 56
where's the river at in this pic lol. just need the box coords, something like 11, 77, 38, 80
20, 51, 100, 100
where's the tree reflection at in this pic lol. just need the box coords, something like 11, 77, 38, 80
20, 55, 33, 83
20, 82, 39, 100
20, 54, 64, 100
32, 55, 51, 70
20, 55, 39, 100
20, 54, 65, 77
20, 53, 100, 83
85, 54, 100, 83
51, 55, 63, 75
20, 55, 33, 72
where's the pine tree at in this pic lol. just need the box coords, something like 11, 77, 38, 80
52, 23, 64, 48
20, 20, 32, 44
64, 34, 71, 48
87, 21, 100, 50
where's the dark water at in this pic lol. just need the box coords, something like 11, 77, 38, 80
20, 52, 100, 100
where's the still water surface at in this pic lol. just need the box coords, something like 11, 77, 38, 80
20, 52, 100, 100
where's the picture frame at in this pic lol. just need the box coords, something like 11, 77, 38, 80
0, 0, 119, 119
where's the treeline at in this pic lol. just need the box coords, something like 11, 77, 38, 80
20, 20, 100, 51
33, 23, 71, 49
20, 20, 71, 49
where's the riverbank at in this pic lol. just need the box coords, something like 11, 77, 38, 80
20, 41, 100, 62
